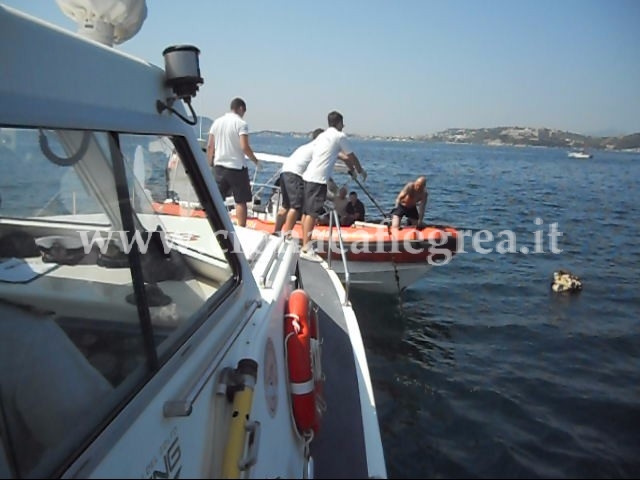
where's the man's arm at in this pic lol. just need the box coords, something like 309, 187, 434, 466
337, 151, 353, 173
417, 189, 428, 223
327, 178, 338, 196
240, 134, 259, 166
396, 183, 411, 206
341, 152, 366, 180
206, 133, 215, 167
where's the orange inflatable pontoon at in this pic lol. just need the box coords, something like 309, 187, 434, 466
153, 202, 460, 264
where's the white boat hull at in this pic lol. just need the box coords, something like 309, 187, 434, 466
327, 260, 432, 294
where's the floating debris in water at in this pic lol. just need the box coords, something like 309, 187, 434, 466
551, 270, 583, 293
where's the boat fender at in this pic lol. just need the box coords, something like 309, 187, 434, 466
284, 289, 323, 434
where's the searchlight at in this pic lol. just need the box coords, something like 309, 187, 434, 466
156, 45, 204, 126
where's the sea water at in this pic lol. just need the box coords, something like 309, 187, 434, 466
252, 135, 640, 479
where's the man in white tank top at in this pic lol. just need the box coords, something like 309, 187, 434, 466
206, 97, 260, 227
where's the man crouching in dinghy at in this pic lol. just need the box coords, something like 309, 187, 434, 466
391, 176, 428, 229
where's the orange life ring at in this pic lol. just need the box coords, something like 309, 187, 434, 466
284, 289, 323, 434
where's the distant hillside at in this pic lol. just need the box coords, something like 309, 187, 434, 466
195, 117, 321, 140
194, 119, 640, 151
417, 127, 640, 151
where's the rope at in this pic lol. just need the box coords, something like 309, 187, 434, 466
349, 174, 404, 306
284, 313, 301, 334
302, 430, 314, 479
384, 222, 404, 312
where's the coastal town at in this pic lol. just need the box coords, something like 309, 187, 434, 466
189, 117, 639, 152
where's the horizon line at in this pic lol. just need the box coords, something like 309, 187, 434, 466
248, 127, 640, 140
193, 117, 636, 139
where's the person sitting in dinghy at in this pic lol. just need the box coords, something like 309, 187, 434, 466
391, 176, 428, 229
318, 185, 350, 226
343, 190, 366, 226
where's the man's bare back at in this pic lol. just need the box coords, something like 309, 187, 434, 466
391, 176, 428, 228
398, 182, 425, 207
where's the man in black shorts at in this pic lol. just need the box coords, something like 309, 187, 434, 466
391, 176, 428, 228
207, 98, 260, 227
300, 111, 366, 260
274, 128, 324, 235
215, 167, 252, 206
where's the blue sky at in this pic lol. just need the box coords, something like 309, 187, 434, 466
4, 0, 640, 137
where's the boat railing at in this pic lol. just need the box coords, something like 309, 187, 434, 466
327, 206, 351, 305
36, 191, 78, 216
249, 181, 281, 216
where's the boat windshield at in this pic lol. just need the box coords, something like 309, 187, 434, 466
0, 126, 236, 477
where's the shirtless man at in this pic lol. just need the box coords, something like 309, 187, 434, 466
391, 176, 428, 228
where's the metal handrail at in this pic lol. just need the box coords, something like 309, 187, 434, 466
250, 181, 281, 217
251, 169, 281, 199
327, 207, 351, 305
251, 181, 281, 196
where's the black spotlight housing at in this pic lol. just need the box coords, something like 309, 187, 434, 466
162, 45, 203, 100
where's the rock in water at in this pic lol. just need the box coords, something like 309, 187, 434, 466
551, 270, 583, 293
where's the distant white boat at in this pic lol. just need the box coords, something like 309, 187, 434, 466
568, 150, 593, 159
